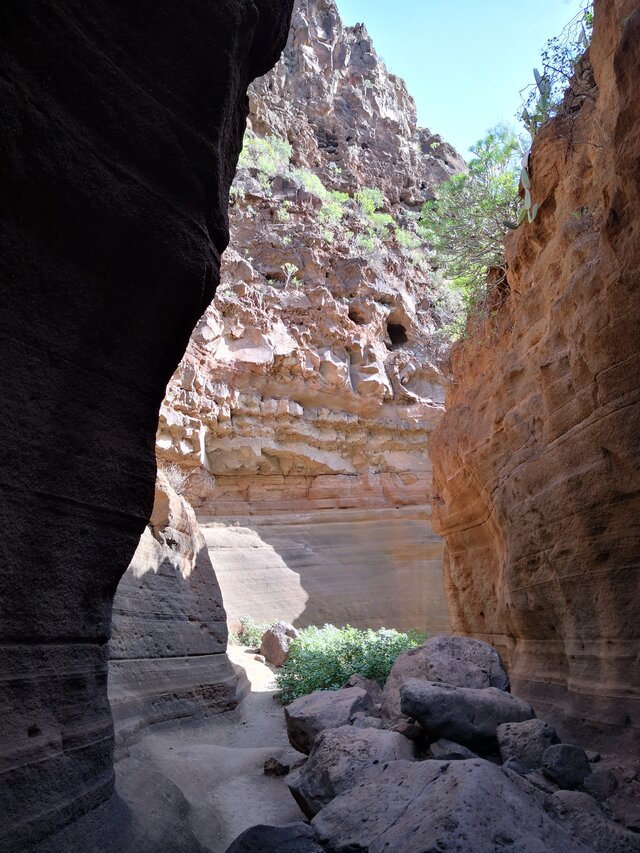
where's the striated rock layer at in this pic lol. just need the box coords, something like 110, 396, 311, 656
108, 473, 246, 749
158, 0, 462, 633
0, 1, 293, 848
430, 0, 640, 752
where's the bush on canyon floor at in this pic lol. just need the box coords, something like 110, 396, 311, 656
276, 624, 426, 704
230, 616, 272, 647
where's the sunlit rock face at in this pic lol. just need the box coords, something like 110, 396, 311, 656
430, 0, 640, 752
0, 0, 293, 848
158, 0, 463, 634
109, 473, 246, 747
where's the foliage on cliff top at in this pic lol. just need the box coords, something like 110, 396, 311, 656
276, 624, 426, 704
419, 125, 521, 336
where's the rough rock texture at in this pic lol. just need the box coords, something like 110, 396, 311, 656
311, 759, 595, 853
157, 0, 463, 634
285, 687, 372, 754
429, 0, 640, 751
288, 724, 415, 816
400, 679, 535, 750
260, 621, 300, 667
0, 1, 293, 848
542, 744, 592, 790
381, 635, 510, 722
498, 719, 558, 770
108, 473, 245, 746
225, 821, 325, 853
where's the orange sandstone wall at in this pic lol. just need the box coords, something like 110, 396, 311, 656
430, 0, 640, 752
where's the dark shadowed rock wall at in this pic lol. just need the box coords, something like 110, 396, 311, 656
0, 0, 293, 848
430, 0, 640, 753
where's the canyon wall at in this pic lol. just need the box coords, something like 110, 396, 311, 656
0, 1, 293, 848
109, 473, 246, 749
430, 0, 640, 752
158, 0, 462, 634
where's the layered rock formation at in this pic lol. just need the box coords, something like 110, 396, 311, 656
157, 0, 463, 634
109, 473, 245, 748
0, 1, 293, 848
430, 0, 640, 752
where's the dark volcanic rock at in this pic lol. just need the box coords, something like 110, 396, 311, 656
0, 0, 293, 848
260, 621, 300, 667
288, 724, 415, 817
497, 719, 558, 770
225, 821, 324, 853
400, 679, 534, 749
312, 759, 593, 852
285, 687, 373, 754
542, 744, 591, 790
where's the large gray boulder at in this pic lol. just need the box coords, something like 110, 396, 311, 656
400, 679, 535, 749
542, 744, 591, 790
225, 821, 324, 853
498, 719, 557, 769
382, 635, 509, 721
312, 759, 593, 852
260, 621, 300, 667
285, 687, 373, 754
288, 725, 415, 817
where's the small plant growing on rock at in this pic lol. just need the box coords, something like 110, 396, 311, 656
230, 616, 272, 648
281, 262, 299, 287
159, 462, 189, 496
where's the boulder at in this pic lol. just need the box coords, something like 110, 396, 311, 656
312, 759, 593, 852
400, 679, 534, 749
342, 673, 383, 705
285, 687, 373, 754
260, 621, 300, 667
381, 635, 509, 721
497, 719, 557, 769
288, 725, 415, 817
542, 744, 591, 790
225, 821, 324, 853
584, 768, 618, 801
429, 738, 477, 760
550, 790, 640, 853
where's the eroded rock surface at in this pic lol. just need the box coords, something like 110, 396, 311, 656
429, 0, 640, 750
0, 0, 293, 848
157, 0, 463, 634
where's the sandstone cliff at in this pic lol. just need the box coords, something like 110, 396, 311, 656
157, 0, 462, 634
430, 0, 640, 752
0, 1, 293, 848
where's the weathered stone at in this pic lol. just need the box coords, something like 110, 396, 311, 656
542, 744, 591, 790
430, 738, 477, 760
429, 0, 640, 753
584, 769, 618, 801
382, 636, 509, 721
288, 725, 415, 817
260, 621, 300, 667
225, 821, 324, 853
285, 687, 373, 754
264, 757, 291, 778
400, 679, 535, 749
551, 790, 640, 853
342, 674, 383, 705
312, 759, 593, 852
497, 719, 558, 770
0, 0, 293, 847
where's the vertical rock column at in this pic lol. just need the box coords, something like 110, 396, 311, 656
0, 0, 293, 847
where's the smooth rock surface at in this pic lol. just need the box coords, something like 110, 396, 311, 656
225, 821, 324, 853
285, 687, 373, 754
312, 759, 593, 852
288, 724, 415, 817
400, 679, 535, 749
498, 719, 558, 770
0, 0, 293, 847
429, 738, 477, 760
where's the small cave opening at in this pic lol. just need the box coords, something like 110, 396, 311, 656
348, 306, 367, 325
386, 321, 408, 349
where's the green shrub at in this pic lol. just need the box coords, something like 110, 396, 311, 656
318, 190, 349, 227
238, 134, 292, 178
276, 624, 426, 704
355, 187, 385, 216
292, 168, 328, 200
231, 615, 272, 648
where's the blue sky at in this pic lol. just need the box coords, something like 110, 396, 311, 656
335, 0, 587, 157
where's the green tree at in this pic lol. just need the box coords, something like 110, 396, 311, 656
419, 125, 521, 320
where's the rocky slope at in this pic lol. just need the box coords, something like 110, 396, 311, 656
0, 1, 293, 849
430, 0, 640, 753
157, 0, 463, 634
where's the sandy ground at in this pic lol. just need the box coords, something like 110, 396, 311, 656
114, 646, 305, 852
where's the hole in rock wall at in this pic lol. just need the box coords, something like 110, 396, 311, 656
348, 306, 367, 325
386, 321, 408, 349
